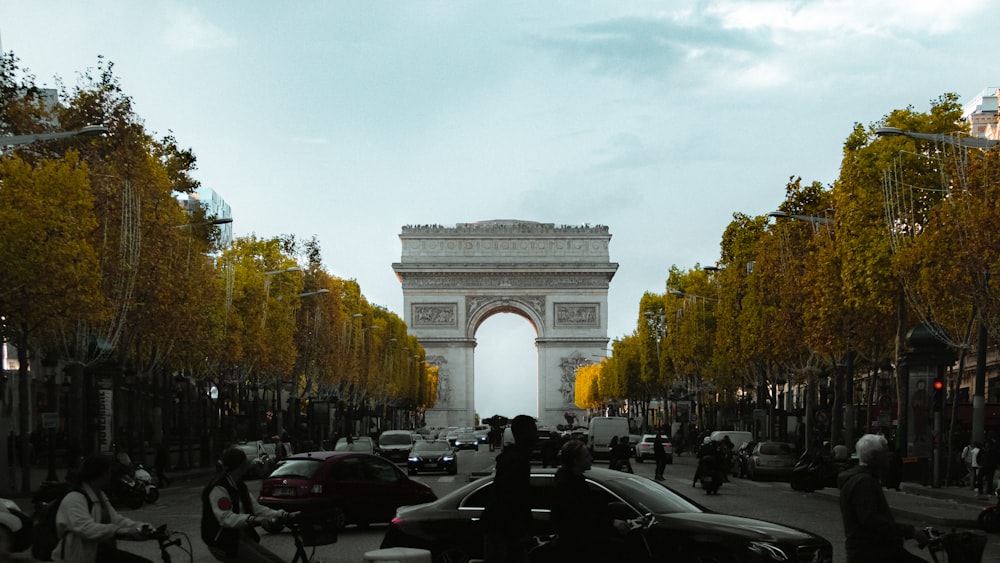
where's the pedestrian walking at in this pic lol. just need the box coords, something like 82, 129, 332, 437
838, 434, 928, 563
961, 442, 975, 488
53, 454, 155, 563
971, 442, 983, 492
979, 437, 999, 497
482, 415, 536, 563
653, 432, 667, 480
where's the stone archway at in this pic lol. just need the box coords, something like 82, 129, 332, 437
393, 220, 618, 428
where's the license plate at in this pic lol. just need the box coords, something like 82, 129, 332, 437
703, 476, 714, 484
425, 463, 437, 468
272, 487, 296, 497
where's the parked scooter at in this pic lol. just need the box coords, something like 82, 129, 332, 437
979, 486, 1000, 533
133, 464, 159, 504
789, 449, 856, 492
0, 498, 32, 554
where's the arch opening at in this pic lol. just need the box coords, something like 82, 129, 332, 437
474, 312, 538, 420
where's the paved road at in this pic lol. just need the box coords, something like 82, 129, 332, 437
10, 445, 1000, 562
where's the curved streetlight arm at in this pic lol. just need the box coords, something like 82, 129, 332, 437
299, 289, 330, 298
665, 287, 718, 302
875, 127, 999, 150
767, 211, 833, 225
0, 124, 109, 148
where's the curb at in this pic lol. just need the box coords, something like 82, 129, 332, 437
5, 467, 217, 502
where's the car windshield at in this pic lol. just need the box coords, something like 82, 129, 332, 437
380, 434, 412, 446
607, 474, 704, 515
414, 441, 451, 453
269, 459, 323, 479
760, 442, 794, 456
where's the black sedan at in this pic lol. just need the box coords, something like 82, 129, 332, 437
408, 440, 458, 475
381, 467, 832, 563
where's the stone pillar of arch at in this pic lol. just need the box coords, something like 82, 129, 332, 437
393, 220, 618, 429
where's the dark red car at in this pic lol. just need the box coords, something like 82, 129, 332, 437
258, 451, 436, 531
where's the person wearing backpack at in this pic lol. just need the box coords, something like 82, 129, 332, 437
52, 454, 154, 563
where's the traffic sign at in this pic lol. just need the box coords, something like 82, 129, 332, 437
41, 412, 59, 430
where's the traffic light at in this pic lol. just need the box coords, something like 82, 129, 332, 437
932, 376, 945, 412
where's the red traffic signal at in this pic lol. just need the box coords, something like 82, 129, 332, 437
932, 379, 944, 391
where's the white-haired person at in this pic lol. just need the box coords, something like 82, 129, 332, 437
838, 434, 928, 563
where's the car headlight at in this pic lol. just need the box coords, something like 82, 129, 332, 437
442, 455, 455, 462
747, 541, 790, 561
408, 456, 420, 462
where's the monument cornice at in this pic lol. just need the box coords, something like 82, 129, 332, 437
401, 220, 610, 236
396, 270, 615, 289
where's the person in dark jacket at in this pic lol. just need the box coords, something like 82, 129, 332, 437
552, 440, 629, 563
201, 447, 297, 562
838, 434, 928, 563
693, 437, 720, 486
653, 433, 667, 480
482, 415, 537, 563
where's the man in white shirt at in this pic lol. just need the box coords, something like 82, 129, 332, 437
200, 447, 297, 562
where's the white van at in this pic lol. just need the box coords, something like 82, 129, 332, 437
588, 416, 629, 460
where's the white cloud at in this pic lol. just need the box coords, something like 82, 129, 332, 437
710, 0, 988, 36
160, 5, 237, 51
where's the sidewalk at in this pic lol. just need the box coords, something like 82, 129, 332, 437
814, 480, 991, 528
4, 463, 217, 502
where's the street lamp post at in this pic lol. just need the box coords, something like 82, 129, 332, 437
768, 210, 853, 450
260, 266, 304, 437
285, 288, 329, 438
875, 127, 997, 447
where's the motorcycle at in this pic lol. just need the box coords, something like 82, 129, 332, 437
789, 450, 856, 492
109, 469, 146, 509
133, 464, 159, 504
697, 455, 724, 494
978, 486, 1000, 533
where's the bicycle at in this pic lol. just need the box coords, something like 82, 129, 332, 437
918, 526, 987, 563
119, 524, 193, 563
285, 512, 337, 563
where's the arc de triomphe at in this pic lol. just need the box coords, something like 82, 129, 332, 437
392, 220, 618, 428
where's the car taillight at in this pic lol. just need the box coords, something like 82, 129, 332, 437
391, 516, 403, 526
753, 456, 760, 466
311, 484, 323, 494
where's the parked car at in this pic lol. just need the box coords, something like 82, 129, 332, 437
731, 440, 758, 478
377, 430, 415, 464
635, 434, 673, 464
258, 451, 436, 531
380, 467, 833, 562
334, 436, 375, 455
407, 440, 458, 475
747, 441, 798, 482
453, 432, 479, 451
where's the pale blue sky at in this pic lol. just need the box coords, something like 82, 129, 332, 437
3, 0, 997, 419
